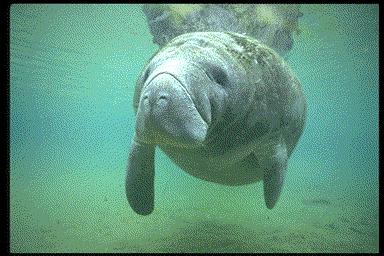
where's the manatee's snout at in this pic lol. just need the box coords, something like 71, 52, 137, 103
135, 73, 207, 147
141, 84, 170, 117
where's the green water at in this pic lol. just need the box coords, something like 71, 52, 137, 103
9, 4, 379, 253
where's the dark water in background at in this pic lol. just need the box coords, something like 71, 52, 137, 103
9, 4, 379, 253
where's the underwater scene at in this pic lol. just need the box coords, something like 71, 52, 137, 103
9, 4, 379, 253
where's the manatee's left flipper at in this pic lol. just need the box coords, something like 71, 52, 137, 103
125, 139, 155, 215
258, 138, 288, 209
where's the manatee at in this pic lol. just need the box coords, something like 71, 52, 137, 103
126, 32, 307, 215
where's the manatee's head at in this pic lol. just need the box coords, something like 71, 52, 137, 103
134, 59, 216, 148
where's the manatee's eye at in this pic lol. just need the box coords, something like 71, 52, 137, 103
205, 64, 228, 87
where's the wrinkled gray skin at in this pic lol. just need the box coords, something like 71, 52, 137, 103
126, 32, 307, 215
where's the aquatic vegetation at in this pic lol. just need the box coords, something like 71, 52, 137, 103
143, 4, 303, 55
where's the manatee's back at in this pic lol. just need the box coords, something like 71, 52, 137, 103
226, 32, 306, 157
227, 32, 306, 157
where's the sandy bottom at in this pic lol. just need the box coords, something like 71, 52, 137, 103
10, 160, 379, 253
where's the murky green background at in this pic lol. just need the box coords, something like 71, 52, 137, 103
10, 4, 379, 253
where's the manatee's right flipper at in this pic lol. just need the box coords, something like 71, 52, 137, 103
125, 139, 155, 215
257, 138, 288, 209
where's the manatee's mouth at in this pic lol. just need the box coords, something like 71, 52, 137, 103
135, 72, 208, 148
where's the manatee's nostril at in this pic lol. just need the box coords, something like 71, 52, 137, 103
143, 95, 149, 100
156, 92, 169, 102
155, 93, 169, 108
